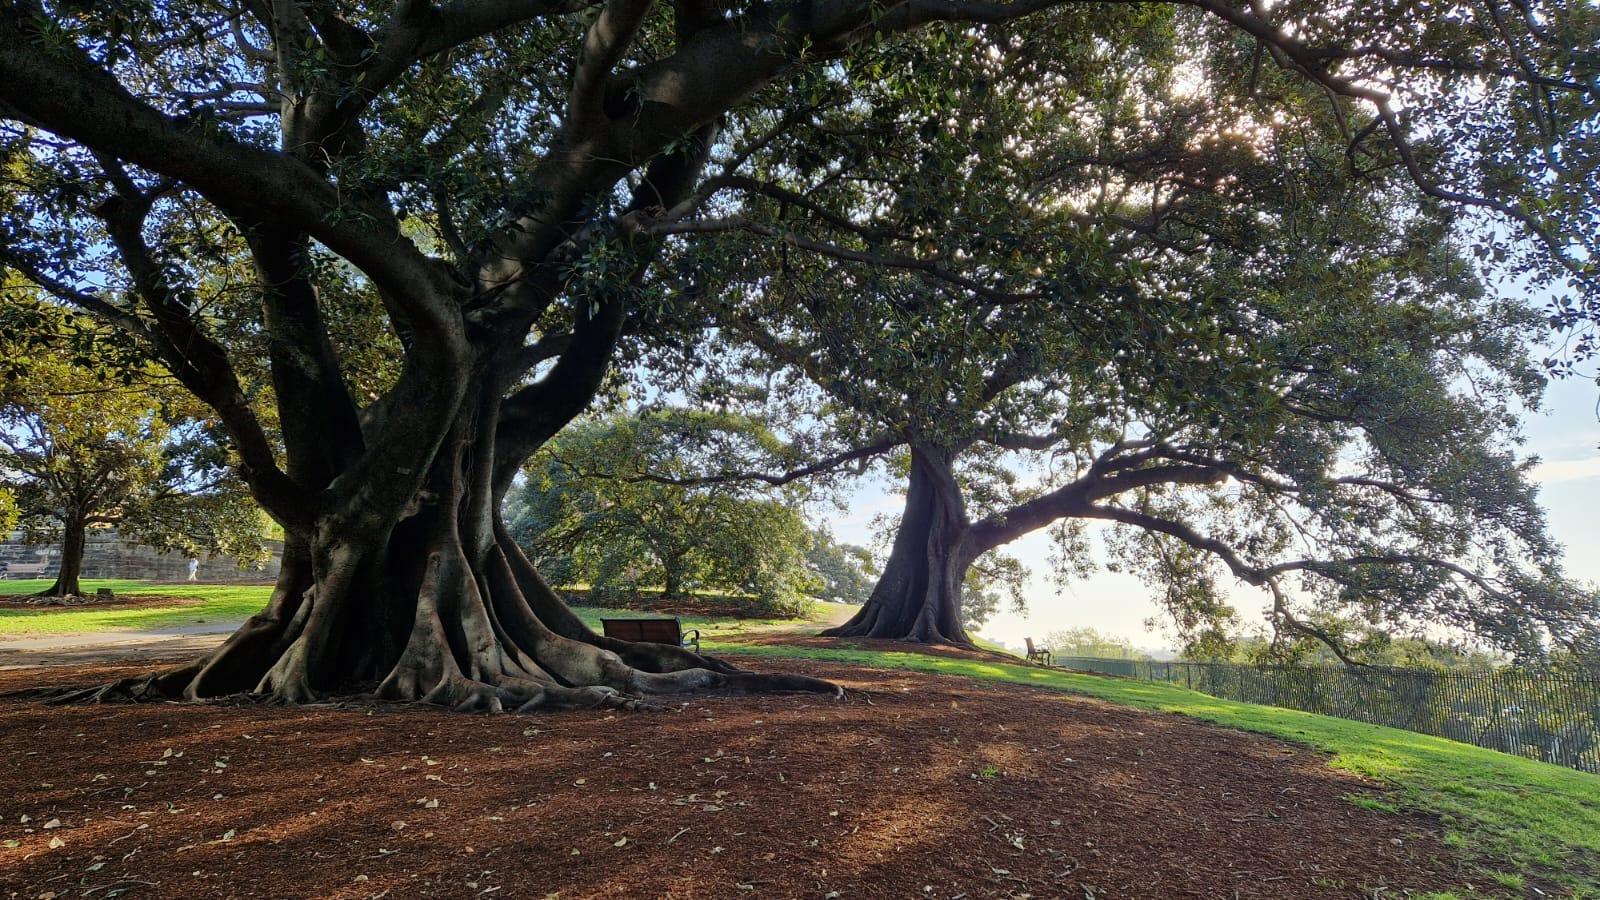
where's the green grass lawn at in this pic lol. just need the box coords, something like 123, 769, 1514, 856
712, 642, 1600, 897
0, 579, 276, 635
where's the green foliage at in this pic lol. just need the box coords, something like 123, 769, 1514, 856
0, 486, 17, 535
509, 409, 819, 614
805, 528, 877, 604
960, 552, 1027, 629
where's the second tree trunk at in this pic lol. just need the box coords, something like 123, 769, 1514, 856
823, 445, 975, 645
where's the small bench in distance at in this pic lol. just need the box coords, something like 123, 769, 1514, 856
601, 616, 701, 653
1025, 637, 1053, 667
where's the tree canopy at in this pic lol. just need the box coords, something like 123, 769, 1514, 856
662, 10, 1599, 655
0, 0, 1594, 708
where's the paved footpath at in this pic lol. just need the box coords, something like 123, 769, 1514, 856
0, 620, 243, 669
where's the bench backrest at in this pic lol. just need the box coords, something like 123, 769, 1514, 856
601, 617, 684, 645
1025, 637, 1037, 654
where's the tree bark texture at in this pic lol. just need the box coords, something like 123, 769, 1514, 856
823, 445, 975, 645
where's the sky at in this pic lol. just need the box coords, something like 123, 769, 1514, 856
821, 366, 1600, 655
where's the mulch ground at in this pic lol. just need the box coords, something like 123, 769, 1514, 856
0, 657, 1474, 899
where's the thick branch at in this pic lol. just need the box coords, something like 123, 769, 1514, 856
967, 454, 1225, 553
244, 226, 366, 486
91, 194, 307, 527
0, 9, 460, 327
570, 0, 654, 124
492, 297, 628, 496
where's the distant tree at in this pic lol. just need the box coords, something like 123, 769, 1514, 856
805, 528, 876, 604
0, 301, 267, 597
1361, 638, 1503, 671
510, 409, 818, 613
1045, 627, 1144, 661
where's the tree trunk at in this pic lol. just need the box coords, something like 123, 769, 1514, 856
822, 445, 975, 645
39, 516, 87, 598
55, 384, 840, 712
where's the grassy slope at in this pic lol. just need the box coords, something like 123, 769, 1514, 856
713, 642, 1600, 896
4, 581, 1593, 893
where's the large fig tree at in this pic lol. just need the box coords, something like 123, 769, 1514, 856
0, 0, 1593, 706
669, 13, 1599, 652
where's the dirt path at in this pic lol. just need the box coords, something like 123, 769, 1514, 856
0, 622, 242, 669
0, 657, 1470, 899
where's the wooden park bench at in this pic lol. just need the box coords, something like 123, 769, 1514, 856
1025, 637, 1053, 667
3, 561, 49, 579
601, 617, 701, 653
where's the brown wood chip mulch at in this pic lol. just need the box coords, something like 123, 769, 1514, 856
0, 657, 1477, 899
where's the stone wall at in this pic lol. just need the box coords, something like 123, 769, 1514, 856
0, 530, 282, 583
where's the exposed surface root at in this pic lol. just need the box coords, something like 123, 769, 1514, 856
600, 636, 747, 675
41, 677, 161, 705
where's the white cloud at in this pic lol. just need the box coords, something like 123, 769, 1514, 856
1532, 456, 1600, 485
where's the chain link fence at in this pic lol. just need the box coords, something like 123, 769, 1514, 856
1051, 656, 1600, 772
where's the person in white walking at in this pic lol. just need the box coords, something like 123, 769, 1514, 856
186, 557, 199, 582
